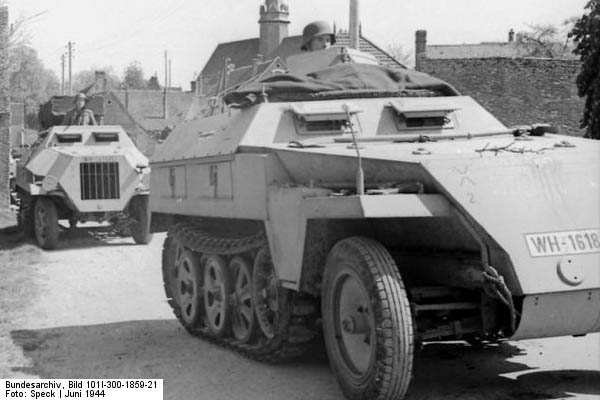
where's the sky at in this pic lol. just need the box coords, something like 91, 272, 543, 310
9, 0, 589, 90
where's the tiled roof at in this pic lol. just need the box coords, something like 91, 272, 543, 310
200, 58, 286, 97
201, 38, 260, 77
111, 90, 195, 131
199, 33, 406, 87
270, 34, 405, 69
336, 34, 406, 68
425, 43, 528, 59
267, 35, 303, 63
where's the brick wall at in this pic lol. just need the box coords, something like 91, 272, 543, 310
0, 7, 10, 209
419, 57, 585, 136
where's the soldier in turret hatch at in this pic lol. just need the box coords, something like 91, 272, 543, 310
301, 20, 336, 52
62, 93, 97, 126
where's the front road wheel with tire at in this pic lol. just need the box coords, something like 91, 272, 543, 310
33, 197, 60, 250
321, 237, 414, 400
129, 195, 153, 244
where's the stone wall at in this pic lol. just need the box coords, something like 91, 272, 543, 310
0, 7, 10, 209
419, 57, 585, 136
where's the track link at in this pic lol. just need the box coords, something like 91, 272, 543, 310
163, 222, 318, 363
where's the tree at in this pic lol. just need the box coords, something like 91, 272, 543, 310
9, 45, 59, 108
72, 67, 120, 93
386, 43, 413, 68
147, 75, 161, 90
123, 61, 147, 89
570, 0, 600, 139
515, 22, 577, 58
4, 4, 48, 50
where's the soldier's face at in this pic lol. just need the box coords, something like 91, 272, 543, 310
309, 35, 332, 51
76, 99, 85, 109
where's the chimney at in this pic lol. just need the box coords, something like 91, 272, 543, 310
259, 0, 289, 57
508, 29, 515, 43
349, 0, 360, 50
415, 30, 427, 71
94, 70, 107, 92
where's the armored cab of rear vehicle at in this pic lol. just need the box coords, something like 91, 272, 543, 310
149, 47, 600, 400
15, 125, 152, 249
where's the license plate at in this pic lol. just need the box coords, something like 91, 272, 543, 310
525, 229, 600, 257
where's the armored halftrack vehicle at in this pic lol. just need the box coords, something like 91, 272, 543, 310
15, 125, 152, 249
150, 47, 600, 400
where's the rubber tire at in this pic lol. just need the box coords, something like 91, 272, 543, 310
34, 197, 60, 250
322, 237, 414, 400
130, 195, 153, 244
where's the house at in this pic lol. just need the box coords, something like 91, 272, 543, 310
196, 0, 405, 99
414, 30, 584, 136
83, 72, 199, 155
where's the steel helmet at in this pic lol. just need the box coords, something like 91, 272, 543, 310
301, 20, 336, 51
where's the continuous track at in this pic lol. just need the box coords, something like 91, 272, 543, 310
162, 222, 318, 363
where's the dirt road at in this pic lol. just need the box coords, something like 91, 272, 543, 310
1, 213, 599, 400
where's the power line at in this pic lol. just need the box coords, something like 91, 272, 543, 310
76, 0, 189, 56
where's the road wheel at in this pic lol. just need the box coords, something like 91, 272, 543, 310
33, 197, 59, 250
252, 247, 290, 340
322, 237, 414, 400
162, 238, 204, 329
130, 195, 153, 244
230, 255, 257, 343
203, 255, 232, 337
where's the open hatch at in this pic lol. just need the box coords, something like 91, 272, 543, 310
93, 131, 120, 143
55, 133, 83, 143
290, 103, 362, 135
389, 100, 458, 132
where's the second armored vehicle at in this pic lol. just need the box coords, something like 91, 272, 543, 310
15, 125, 152, 249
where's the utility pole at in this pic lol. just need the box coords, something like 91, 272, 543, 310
168, 59, 172, 89
60, 53, 65, 95
349, 0, 360, 50
164, 50, 168, 91
67, 41, 74, 95
163, 50, 168, 119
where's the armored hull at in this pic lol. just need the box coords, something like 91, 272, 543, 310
150, 51, 600, 400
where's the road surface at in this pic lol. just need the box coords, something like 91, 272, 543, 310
1, 215, 599, 400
